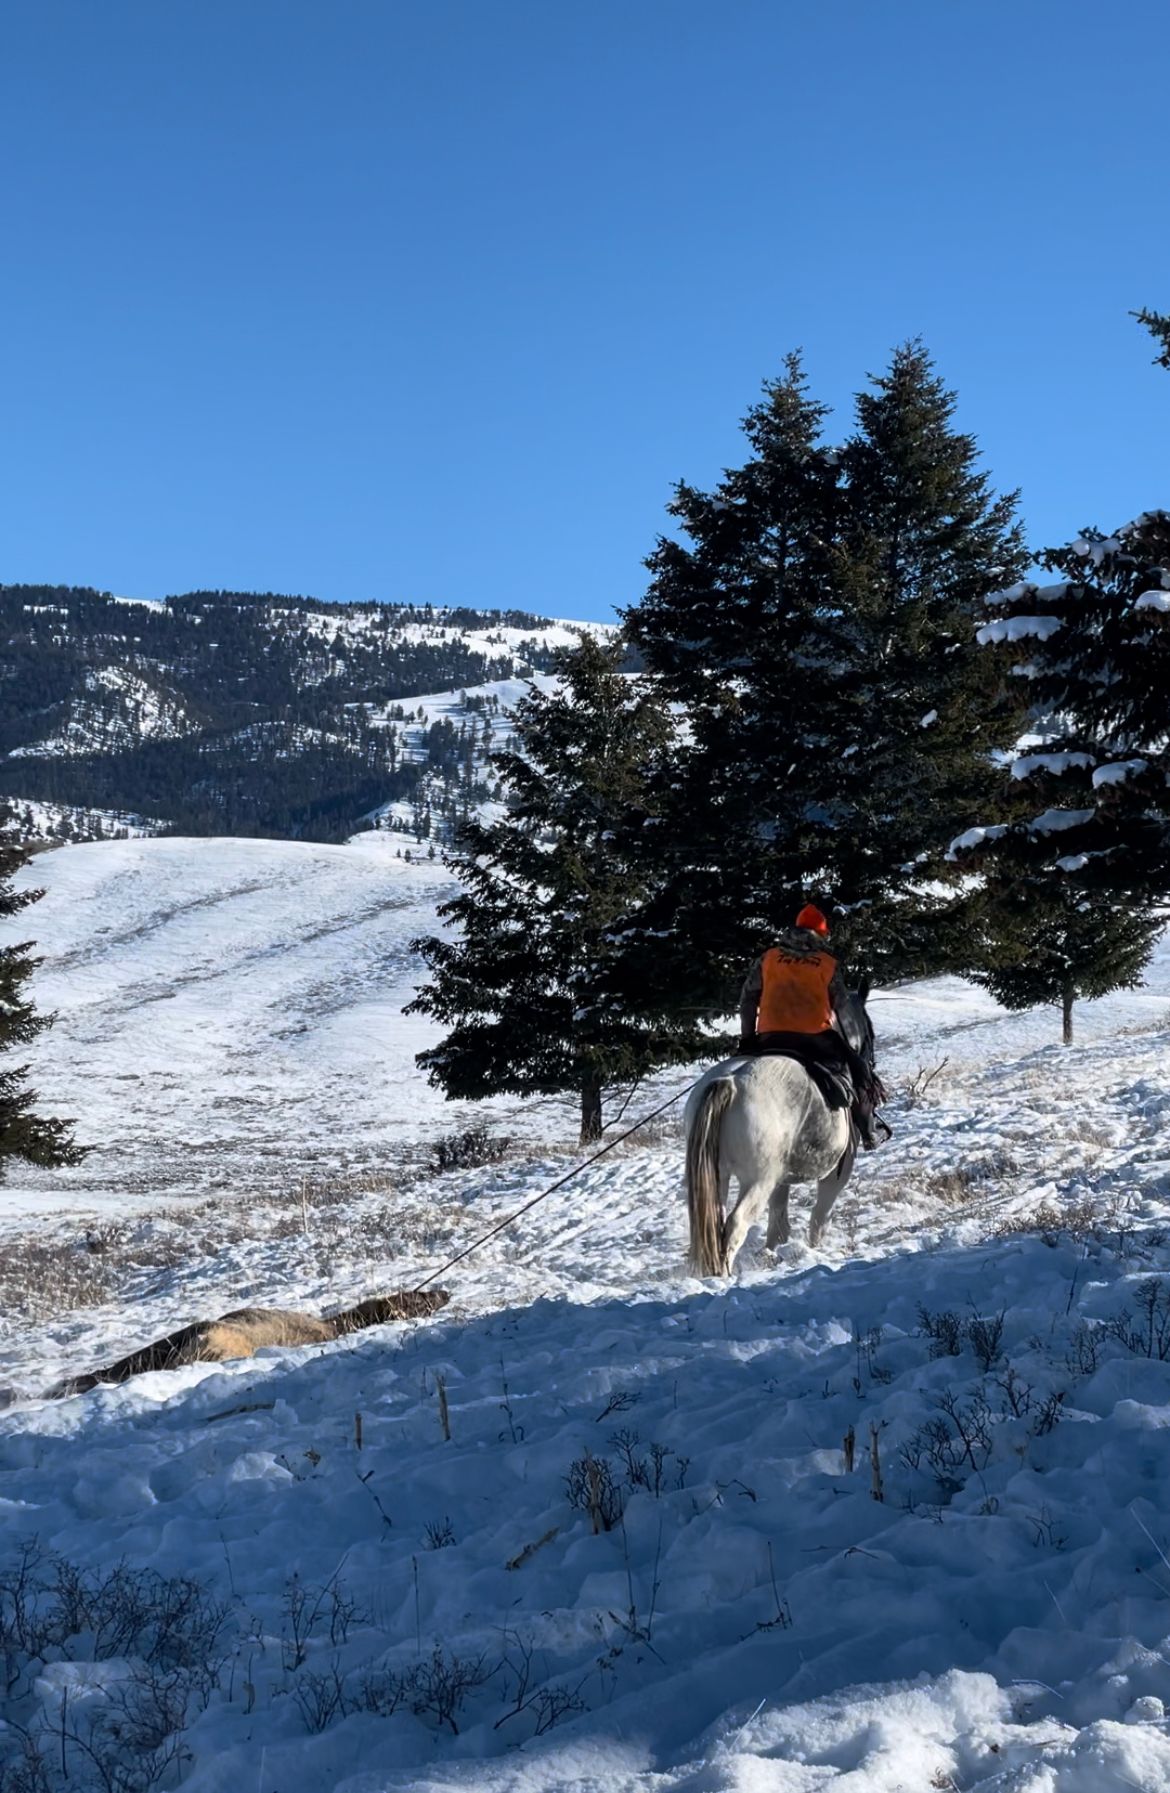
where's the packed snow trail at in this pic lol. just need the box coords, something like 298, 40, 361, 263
2, 835, 1170, 1790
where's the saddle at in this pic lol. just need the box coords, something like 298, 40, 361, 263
739, 1031, 856, 1112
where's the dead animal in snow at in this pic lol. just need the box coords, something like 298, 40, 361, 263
47, 1289, 450, 1398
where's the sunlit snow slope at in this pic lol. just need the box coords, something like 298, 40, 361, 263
3, 835, 1170, 1792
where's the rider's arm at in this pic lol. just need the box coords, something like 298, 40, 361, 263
738, 959, 762, 1039
827, 964, 851, 1032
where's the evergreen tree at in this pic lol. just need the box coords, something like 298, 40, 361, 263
407, 638, 703, 1143
0, 812, 83, 1178
618, 355, 839, 1018
618, 345, 1028, 1028
963, 509, 1170, 902
954, 311, 1170, 1020
825, 343, 1029, 974
1135, 306, 1170, 369
957, 768, 1160, 1042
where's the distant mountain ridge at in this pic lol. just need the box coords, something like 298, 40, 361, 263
2, 584, 603, 843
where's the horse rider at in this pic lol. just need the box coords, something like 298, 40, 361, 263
737, 903, 882, 1149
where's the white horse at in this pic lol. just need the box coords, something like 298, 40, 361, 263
683, 993, 872, 1276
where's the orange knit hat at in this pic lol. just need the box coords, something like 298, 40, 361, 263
795, 903, 830, 938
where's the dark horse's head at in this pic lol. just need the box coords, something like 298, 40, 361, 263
840, 976, 875, 1067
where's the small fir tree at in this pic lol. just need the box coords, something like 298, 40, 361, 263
407, 638, 703, 1143
957, 760, 1160, 1042
0, 813, 83, 1178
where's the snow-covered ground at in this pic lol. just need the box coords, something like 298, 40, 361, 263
3, 834, 1170, 1790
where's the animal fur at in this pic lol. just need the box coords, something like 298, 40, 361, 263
49, 1289, 450, 1399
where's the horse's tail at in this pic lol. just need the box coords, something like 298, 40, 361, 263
686, 1079, 735, 1275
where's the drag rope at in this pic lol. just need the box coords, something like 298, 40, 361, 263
411, 1079, 698, 1292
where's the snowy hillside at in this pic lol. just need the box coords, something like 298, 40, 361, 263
3, 835, 1170, 1790
1, 584, 613, 844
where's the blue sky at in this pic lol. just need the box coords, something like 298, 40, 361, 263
2, 2, 1167, 622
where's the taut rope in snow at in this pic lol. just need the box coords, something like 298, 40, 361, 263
411, 1080, 699, 1292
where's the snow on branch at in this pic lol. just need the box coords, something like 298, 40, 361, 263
1010, 752, 1095, 780
1092, 759, 1149, 787
1029, 808, 1096, 834
976, 616, 1063, 646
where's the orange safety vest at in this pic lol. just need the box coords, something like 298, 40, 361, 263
757, 945, 838, 1035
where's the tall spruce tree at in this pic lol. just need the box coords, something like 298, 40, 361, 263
616, 355, 840, 1021
954, 310, 1170, 1022
617, 345, 1028, 1030
825, 344, 1030, 974
958, 510, 1170, 898
0, 813, 82, 1178
407, 637, 703, 1143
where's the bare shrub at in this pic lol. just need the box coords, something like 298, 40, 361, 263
424, 1518, 456, 1550
1027, 1505, 1068, 1549
294, 1663, 354, 1734
1107, 1279, 1170, 1360
565, 1453, 624, 1533
83, 1223, 127, 1255
901, 1060, 949, 1107
1066, 1322, 1104, 1377
494, 1632, 587, 1737
357, 1645, 498, 1736
923, 1151, 1019, 1208
966, 1310, 1005, 1373
432, 1129, 511, 1173
594, 1390, 638, 1422
901, 1390, 993, 1492
281, 1571, 361, 1671
608, 1430, 689, 1495
993, 1198, 1105, 1243
0, 1548, 227, 1791
0, 1241, 114, 1322
1032, 1389, 1065, 1435
994, 1364, 1034, 1417
918, 1306, 963, 1357
400, 1645, 492, 1735
358, 1667, 407, 1718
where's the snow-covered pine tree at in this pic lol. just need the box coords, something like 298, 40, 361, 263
963, 508, 1170, 904
407, 637, 703, 1143
968, 877, 1157, 1045
953, 746, 1159, 1042
955, 311, 1170, 1016
616, 357, 842, 1021
0, 812, 82, 1178
618, 345, 1028, 1025
818, 342, 1030, 977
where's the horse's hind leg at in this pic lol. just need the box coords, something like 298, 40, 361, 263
766, 1182, 792, 1250
809, 1144, 856, 1248
722, 1180, 771, 1275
